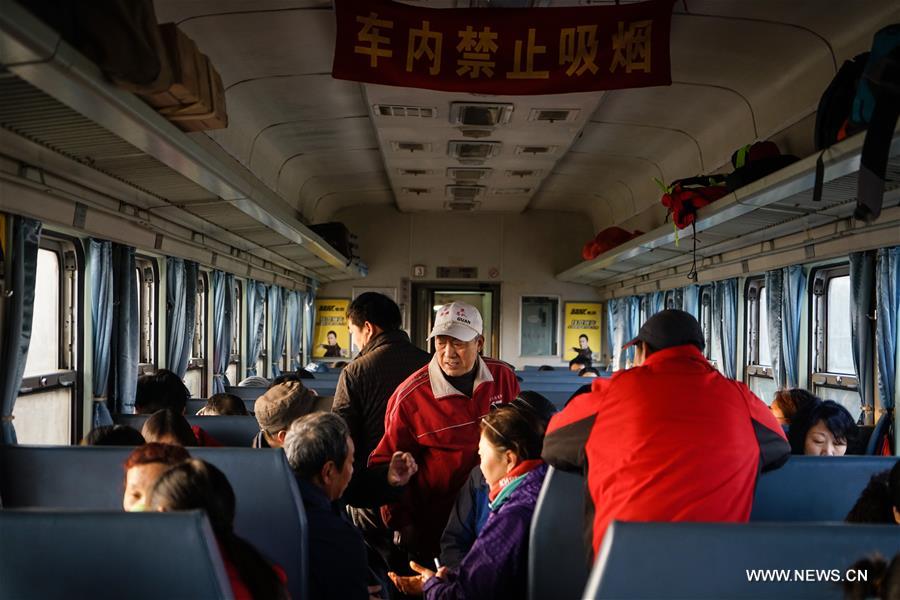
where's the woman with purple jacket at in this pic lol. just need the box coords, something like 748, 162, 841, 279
389, 404, 548, 599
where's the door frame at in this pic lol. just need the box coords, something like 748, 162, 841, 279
410, 282, 502, 357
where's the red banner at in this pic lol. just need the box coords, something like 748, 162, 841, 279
332, 0, 675, 95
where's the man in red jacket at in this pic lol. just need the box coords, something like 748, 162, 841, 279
543, 309, 789, 558
369, 301, 519, 563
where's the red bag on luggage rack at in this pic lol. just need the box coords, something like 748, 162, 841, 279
657, 175, 729, 229
581, 227, 643, 261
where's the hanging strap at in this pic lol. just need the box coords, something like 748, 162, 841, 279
812, 151, 826, 202
687, 221, 699, 282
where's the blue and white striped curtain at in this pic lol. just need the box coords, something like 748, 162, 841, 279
212, 271, 234, 394
714, 279, 738, 379
269, 286, 286, 378
606, 300, 616, 362
287, 291, 303, 371
849, 252, 876, 413
302, 281, 319, 366
0, 218, 41, 443
165, 258, 197, 379
875, 247, 899, 411
89, 239, 114, 427
765, 265, 806, 389
626, 296, 641, 366
246, 280, 267, 377
649, 291, 665, 318
682, 284, 700, 318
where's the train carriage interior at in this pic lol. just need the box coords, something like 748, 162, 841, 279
1, 0, 900, 598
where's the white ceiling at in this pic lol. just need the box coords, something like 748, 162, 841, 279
155, 0, 900, 233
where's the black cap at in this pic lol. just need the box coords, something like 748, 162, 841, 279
622, 309, 704, 353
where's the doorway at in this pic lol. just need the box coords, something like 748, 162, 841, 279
411, 283, 501, 357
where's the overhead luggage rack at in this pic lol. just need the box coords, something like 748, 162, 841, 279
0, 0, 365, 282
557, 127, 900, 292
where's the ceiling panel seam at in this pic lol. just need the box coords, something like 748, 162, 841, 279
588, 119, 706, 171
247, 115, 371, 166
672, 12, 838, 72
297, 170, 389, 204
670, 80, 759, 139
224, 72, 334, 93
312, 188, 392, 217
175, 6, 332, 27
566, 151, 666, 184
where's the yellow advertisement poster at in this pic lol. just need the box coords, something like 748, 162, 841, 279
312, 298, 350, 359
564, 302, 602, 363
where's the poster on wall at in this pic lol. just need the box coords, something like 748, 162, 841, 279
312, 298, 351, 359
563, 302, 602, 363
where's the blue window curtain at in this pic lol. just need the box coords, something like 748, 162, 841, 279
609, 298, 628, 371
0, 217, 41, 443
109, 244, 139, 414
89, 239, 114, 427
269, 285, 286, 378
849, 252, 876, 415
246, 280, 267, 377
212, 271, 234, 394
606, 300, 616, 362
714, 279, 738, 379
165, 258, 197, 379
781, 266, 806, 388
875, 247, 899, 411
650, 291, 665, 317
626, 296, 641, 366
682, 285, 700, 318
287, 291, 303, 371
302, 281, 318, 366
764, 269, 786, 388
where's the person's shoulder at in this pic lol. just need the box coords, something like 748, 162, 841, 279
391, 364, 431, 402
483, 357, 516, 377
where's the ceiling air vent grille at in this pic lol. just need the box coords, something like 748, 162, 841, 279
492, 187, 532, 195
450, 102, 513, 127
448, 141, 501, 164
515, 145, 557, 155
402, 187, 431, 195
399, 168, 433, 176
529, 108, 580, 123
444, 200, 481, 212
391, 141, 431, 153
448, 167, 492, 182
446, 185, 486, 200
375, 105, 437, 118
506, 169, 542, 178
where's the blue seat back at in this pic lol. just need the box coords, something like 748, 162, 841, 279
186, 398, 256, 415
0, 510, 232, 600
114, 414, 260, 447
226, 385, 267, 401
0, 445, 307, 600
528, 467, 591, 600
586, 521, 900, 599
751, 456, 896, 521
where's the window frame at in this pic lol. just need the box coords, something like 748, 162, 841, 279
134, 255, 158, 373
809, 264, 859, 391
699, 284, 714, 360
744, 277, 774, 380
518, 295, 561, 358
18, 235, 83, 444
187, 270, 208, 397
230, 279, 242, 367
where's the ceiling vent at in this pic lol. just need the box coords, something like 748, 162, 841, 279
459, 128, 494, 139
492, 187, 532, 195
515, 144, 557, 155
391, 141, 431, 153
450, 102, 514, 127
375, 104, 437, 118
448, 167, 492, 182
448, 141, 501, 164
446, 185, 486, 200
528, 108, 580, 123
506, 169, 542, 178
398, 168, 433, 176
402, 187, 431, 195
444, 200, 481, 212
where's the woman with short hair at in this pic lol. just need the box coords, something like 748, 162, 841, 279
788, 399, 857, 456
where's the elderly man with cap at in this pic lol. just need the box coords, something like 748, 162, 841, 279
252, 380, 317, 448
368, 301, 519, 564
543, 309, 790, 559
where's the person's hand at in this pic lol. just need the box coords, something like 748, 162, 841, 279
367, 584, 383, 600
388, 562, 434, 596
387, 451, 418, 487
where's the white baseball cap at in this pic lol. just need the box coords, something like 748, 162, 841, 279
428, 301, 483, 342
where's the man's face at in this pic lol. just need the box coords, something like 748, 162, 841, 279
348, 320, 372, 350
327, 332, 337, 345
434, 335, 483, 376
326, 436, 355, 500
579, 337, 589, 349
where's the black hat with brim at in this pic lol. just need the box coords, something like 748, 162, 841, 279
622, 309, 705, 353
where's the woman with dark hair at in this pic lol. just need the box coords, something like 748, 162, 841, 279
770, 388, 818, 426
788, 399, 857, 456
122, 443, 190, 512
845, 470, 895, 523
149, 459, 288, 600
196, 393, 248, 416
392, 404, 548, 599
81, 424, 145, 446
141, 409, 197, 447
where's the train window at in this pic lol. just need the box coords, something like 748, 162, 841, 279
664, 290, 676, 310
811, 266, 860, 416
745, 278, 775, 403
520, 296, 559, 356
185, 272, 208, 397
227, 280, 242, 385
256, 291, 269, 378
699, 285, 714, 360
134, 256, 157, 371
16, 239, 79, 445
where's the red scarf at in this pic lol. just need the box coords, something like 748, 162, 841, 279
488, 458, 544, 502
